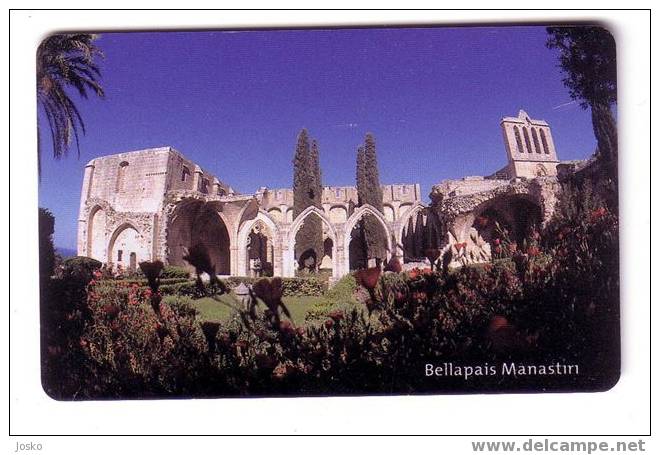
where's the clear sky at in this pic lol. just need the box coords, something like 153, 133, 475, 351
38, 26, 599, 250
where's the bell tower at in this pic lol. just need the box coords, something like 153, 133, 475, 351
500, 110, 559, 178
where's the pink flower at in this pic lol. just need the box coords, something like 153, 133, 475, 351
527, 246, 540, 257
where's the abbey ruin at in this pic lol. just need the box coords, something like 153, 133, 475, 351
77, 110, 567, 279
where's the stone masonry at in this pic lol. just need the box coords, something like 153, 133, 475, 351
78, 110, 570, 278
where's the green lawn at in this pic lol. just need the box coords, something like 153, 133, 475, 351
164, 293, 322, 326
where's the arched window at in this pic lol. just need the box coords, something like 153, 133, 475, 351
540, 130, 550, 154
531, 128, 541, 154
116, 161, 129, 192
181, 166, 190, 182
200, 178, 209, 194
513, 126, 524, 153
523, 127, 533, 154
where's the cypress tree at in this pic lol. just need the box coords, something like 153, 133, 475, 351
292, 129, 324, 270
355, 133, 387, 264
293, 129, 311, 219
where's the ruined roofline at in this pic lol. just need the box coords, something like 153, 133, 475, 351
264, 183, 421, 192
85, 146, 176, 166
85, 146, 234, 193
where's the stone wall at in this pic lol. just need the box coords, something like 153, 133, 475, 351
77, 109, 571, 277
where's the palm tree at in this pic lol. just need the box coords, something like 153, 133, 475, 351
36, 33, 104, 174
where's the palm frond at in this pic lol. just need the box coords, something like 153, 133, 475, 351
36, 33, 104, 173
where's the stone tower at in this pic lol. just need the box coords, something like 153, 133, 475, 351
500, 109, 559, 179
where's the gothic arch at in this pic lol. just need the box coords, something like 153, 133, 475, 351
344, 204, 393, 270
165, 199, 232, 275
237, 210, 281, 276
108, 222, 150, 271
287, 206, 339, 278
87, 205, 107, 262
397, 202, 427, 242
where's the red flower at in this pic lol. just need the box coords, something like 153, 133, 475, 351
527, 246, 540, 257
355, 267, 381, 290
102, 304, 120, 319
412, 291, 427, 303
493, 238, 501, 246
488, 315, 510, 332
328, 309, 344, 321
590, 207, 607, 221
493, 246, 502, 255
324, 319, 335, 330
384, 257, 403, 273
279, 320, 295, 336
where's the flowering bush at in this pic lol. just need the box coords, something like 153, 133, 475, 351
42, 174, 618, 398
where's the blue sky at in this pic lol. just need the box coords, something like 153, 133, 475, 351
38, 26, 599, 250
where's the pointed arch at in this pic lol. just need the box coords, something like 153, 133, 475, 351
344, 204, 393, 270
513, 126, 524, 154
238, 210, 281, 276
540, 129, 550, 154
523, 127, 533, 154
87, 205, 107, 262
531, 128, 541, 154
108, 222, 150, 269
286, 206, 339, 278
397, 202, 427, 242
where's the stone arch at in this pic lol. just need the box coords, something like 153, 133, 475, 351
287, 206, 339, 278
87, 205, 107, 262
398, 202, 413, 219
344, 204, 392, 270
532, 128, 542, 154
237, 210, 281, 277
166, 199, 231, 275
540, 129, 550, 154
469, 194, 542, 247
523, 127, 533, 154
108, 222, 150, 272
513, 125, 524, 153
398, 203, 443, 263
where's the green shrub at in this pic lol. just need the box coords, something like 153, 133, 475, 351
161, 265, 191, 279
60, 256, 102, 284
306, 273, 358, 321
221, 276, 326, 297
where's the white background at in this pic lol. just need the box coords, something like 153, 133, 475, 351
5, 5, 653, 453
